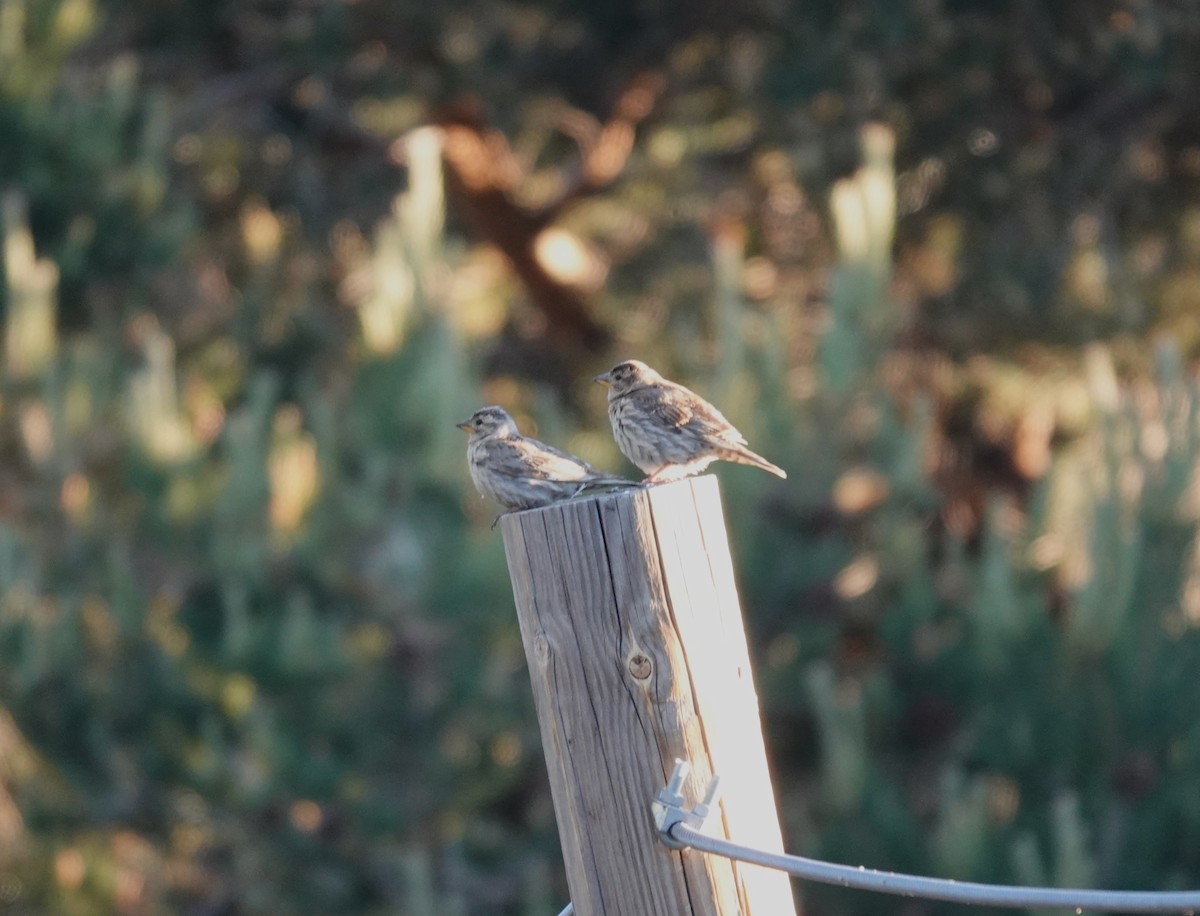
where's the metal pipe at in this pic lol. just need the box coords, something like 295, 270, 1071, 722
670, 823, 1200, 913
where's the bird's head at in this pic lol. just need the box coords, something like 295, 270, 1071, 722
456, 406, 519, 439
594, 359, 658, 395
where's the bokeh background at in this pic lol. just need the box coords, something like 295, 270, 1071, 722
3, 0, 1200, 913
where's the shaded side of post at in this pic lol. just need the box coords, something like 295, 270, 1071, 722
501, 475, 797, 916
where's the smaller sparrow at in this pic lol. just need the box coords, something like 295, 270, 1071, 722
595, 359, 787, 483
458, 406, 631, 512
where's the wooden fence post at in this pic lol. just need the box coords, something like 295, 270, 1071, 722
500, 475, 798, 916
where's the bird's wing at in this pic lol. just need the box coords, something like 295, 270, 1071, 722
483, 436, 592, 481
641, 388, 693, 427
651, 383, 747, 445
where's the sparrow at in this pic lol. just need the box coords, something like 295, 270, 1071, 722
458, 406, 631, 511
594, 359, 787, 483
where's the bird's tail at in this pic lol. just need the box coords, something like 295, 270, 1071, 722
723, 446, 787, 479
579, 473, 636, 492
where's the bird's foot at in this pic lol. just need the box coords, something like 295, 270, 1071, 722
643, 466, 694, 485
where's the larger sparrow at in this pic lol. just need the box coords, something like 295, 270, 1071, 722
595, 360, 787, 482
458, 406, 630, 510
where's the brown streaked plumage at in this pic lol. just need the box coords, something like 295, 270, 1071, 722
458, 406, 631, 511
594, 360, 787, 483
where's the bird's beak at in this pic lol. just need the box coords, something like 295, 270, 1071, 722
594, 372, 612, 387
456, 419, 473, 432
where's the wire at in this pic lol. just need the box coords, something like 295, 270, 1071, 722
671, 823, 1200, 913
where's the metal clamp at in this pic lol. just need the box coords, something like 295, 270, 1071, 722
651, 759, 721, 850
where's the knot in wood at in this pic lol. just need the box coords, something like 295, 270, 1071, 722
533, 633, 550, 661
627, 651, 652, 681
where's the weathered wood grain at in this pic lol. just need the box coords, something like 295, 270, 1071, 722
500, 476, 798, 916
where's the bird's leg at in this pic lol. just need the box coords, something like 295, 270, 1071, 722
646, 464, 697, 484
491, 512, 508, 530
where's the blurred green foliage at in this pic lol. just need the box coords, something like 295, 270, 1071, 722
2, 0, 1200, 914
